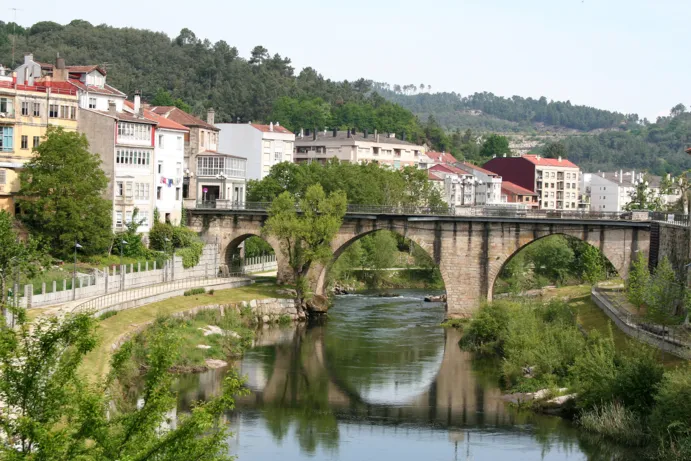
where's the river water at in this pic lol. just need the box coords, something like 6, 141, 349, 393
175, 289, 630, 461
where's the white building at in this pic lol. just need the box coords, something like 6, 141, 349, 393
583, 170, 681, 212
293, 129, 424, 170
455, 162, 503, 205
217, 122, 294, 180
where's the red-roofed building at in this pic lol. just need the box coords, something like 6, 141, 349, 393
424, 151, 457, 165
483, 155, 581, 210
501, 181, 538, 208
686, 147, 691, 155
216, 122, 295, 180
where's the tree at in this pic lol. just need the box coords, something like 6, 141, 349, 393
645, 257, 685, 325
0, 211, 45, 315
0, 310, 246, 460
263, 184, 347, 306
543, 141, 567, 159
626, 252, 650, 312
17, 127, 113, 258
480, 134, 511, 158
112, 208, 149, 258
528, 236, 575, 285
580, 244, 606, 285
625, 176, 663, 211
150, 88, 192, 113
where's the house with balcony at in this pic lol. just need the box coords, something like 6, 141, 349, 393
501, 181, 538, 208
217, 122, 294, 180
294, 129, 425, 169
483, 155, 581, 210
149, 107, 246, 206
454, 162, 503, 206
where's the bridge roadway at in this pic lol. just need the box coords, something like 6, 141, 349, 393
187, 204, 659, 318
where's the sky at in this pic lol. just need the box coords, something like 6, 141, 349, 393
7, 0, 689, 120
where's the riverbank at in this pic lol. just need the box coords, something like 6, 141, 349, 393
80, 281, 293, 379
458, 285, 691, 459
333, 268, 444, 292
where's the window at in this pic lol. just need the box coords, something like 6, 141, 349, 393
88, 98, 97, 109
116, 181, 123, 197
49, 104, 59, 118
125, 211, 133, 224
20, 136, 28, 149
176, 136, 183, 150
157, 161, 163, 174
159, 135, 164, 148
0, 169, 5, 187
139, 210, 149, 227
197, 156, 246, 178
33, 136, 40, 148
125, 181, 133, 198
70, 107, 76, 120
157, 186, 162, 200
274, 151, 282, 162
135, 183, 150, 200
115, 211, 123, 228
117, 122, 152, 142
115, 149, 151, 167
175, 187, 180, 200
32, 103, 40, 117
0, 127, 13, 152
176, 162, 181, 178
0, 98, 13, 115
59, 105, 68, 119
572, 202, 576, 208
21, 102, 29, 116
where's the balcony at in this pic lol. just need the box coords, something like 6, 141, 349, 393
197, 156, 246, 179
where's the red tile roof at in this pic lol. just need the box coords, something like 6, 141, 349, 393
66, 65, 105, 74
429, 163, 472, 177
502, 180, 537, 196
686, 147, 691, 154
457, 161, 500, 177
124, 101, 189, 131
427, 170, 445, 181
426, 151, 457, 164
251, 123, 293, 134
68, 79, 125, 97
150, 106, 218, 131
521, 154, 579, 169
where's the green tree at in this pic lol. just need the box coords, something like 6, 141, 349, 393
17, 127, 113, 258
580, 244, 606, 285
626, 252, 650, 311
625, 176, 663, 211
645, 257, 685, 325
528, 236, 575, 285
112, 207, 149, 258
480, 134, 511, 158
263, 184, 347, 305
0, 310, 246, 460
543, 141, 567, 159
150, 88, 192, 113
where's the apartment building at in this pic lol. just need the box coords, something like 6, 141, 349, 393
501, 181, 539, 208
428, 164, 478, 208
217, 122, 294, 180
483, 155, 580, 210
454, 162, 503, 205
294, 129, 425, 169
0, 62, 79, 214
583, 170, 682, 212
151, 107, 246, 205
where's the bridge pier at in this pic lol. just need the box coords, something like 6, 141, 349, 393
189, 209, 652, 318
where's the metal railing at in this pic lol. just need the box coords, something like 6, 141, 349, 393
649, 211, 690, 227
192, 200, 675, 222
70, 273, 248, 315
592, 286, 691, 358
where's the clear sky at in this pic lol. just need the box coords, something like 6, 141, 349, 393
8, 0, 689, 119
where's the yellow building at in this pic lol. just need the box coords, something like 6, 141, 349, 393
0, 74, 78, 214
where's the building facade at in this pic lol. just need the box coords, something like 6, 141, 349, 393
483, 155, 581, 210
454, 162, 503, 205
294, 129, 425, 169
217, 122, 294, 180
501, 181, 539, 208
583, 170, 681, 212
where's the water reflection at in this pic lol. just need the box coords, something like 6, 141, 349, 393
174, 289, 633, 460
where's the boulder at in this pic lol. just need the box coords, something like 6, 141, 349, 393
196, 345, 212, 350
306, 295, 330, 314
424, 294, 447, 303
205, 359, 228, 369
277, 288, 298, 297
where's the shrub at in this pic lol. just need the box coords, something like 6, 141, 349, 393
177, 239, 204, 268
278, 314, 292, 326
459, 301, 511, 353
183, 288, 206, 296
98, 310, 118, 321
579, 402, 648, 446
208, 289, 215, 295
650, 366, 691, 453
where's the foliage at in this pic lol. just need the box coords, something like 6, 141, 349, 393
480, 134, 511, 158
543, 141, 568, 159
0, 211, 47, 311
579, 402, 648, 446
149, 222, 204, 268
150, 88, 192, 113
17, 127, 112, 258
263, 184, 347, 303
580, 244, 606, 285
183, 287, 206, 296
459, 301, 511, 354
529, 236, 575, 285
248, 160, 445, 209
650, 366, 691, 459
243, 236, 275, 258
626, 252, 650, 311
645, 257, 685, 324
625, 176, 664, 211
112, 207, 150, 258
98, 310, 119, 321
0, 309, 246, 460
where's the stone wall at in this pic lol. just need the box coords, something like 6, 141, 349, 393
656, 222, 690, 279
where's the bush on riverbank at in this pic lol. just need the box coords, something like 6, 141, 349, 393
461, 298, 691, 458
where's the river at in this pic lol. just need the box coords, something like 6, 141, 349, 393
174, 289, 631, 460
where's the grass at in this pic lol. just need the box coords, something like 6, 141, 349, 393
579, 402, 648, 446
80, 281, 288, 380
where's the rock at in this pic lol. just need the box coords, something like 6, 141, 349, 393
196, 345, 211, 350
205, 359, 228, 369
199, 325, 224, 336
424, 294, 447, 303
546, 394, 576, 406
377, 292, 400, 297
306, 295, 330, 314
277, 288, 298, 297
262, 315, 270, 323
249, 299, 258, 308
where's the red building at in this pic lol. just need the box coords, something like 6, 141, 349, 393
501, 180, 538, 208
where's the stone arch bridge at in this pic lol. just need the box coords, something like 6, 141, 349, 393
187, 208, 660, 318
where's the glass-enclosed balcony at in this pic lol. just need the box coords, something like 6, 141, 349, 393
197, 155, 246, 179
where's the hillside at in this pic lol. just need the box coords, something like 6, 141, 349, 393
1, 20, 689, 175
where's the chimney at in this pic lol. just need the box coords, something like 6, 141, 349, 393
108, 101, 116, 116
364, 129, 368, 139
300, 128, 304, 138
351, 127, 356, 136
237, 117, 241, 124
620, 169, 623, 184
312, 130, 317, 141
24, 53, 33, 64
558, 156, 562, 162
207, 108, 215, 125
56, 56, 65, 69
347, 130, 351, 138
269, 122, 274, 132
276, 121, 280, 127
332, 128, 337, 137
305, 128, 310, 137
134, 91, 141, 116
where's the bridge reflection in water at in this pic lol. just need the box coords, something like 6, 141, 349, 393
173, 292, 627, 460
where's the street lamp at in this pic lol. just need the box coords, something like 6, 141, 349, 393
73, 242, 82, 301
164, 237, 175, 281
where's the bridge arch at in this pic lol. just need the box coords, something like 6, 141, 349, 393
488, 233, 619, 299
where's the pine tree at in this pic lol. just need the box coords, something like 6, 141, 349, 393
626, 252, 650, 312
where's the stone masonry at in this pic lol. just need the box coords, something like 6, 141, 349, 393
188, 211, 651, 319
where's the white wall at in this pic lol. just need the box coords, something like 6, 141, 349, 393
155, 128, 185, 224
589, 175, 621, 211
218, 124, 263, 180
78, 93, 125, 112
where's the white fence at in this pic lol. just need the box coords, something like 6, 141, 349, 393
240, 255, 277, 274
24, 245, 220, 309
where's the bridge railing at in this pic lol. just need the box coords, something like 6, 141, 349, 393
193, 200, 671, 221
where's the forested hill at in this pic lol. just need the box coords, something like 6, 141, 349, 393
374, 86, 639, 133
